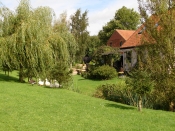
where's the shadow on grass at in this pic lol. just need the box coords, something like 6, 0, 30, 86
105, 103, 135, 110
0, 73, 19, 82
43, 86, 61, 90
75, 75, 117, 82
77, 78, 105, 82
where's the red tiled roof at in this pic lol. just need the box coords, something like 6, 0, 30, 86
120, 27, 143, 48
116, 30, 135, 40
120, 14, 161, 49
107, 29, 135, 47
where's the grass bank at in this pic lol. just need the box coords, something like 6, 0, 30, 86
0, 71, 175, 131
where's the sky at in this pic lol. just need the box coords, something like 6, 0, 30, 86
0, 0, 139, 35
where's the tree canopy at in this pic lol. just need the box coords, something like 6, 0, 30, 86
136, 0, 175, 111
0, 0, 77, 84
98, 6, 140, 44
92, 45, 120, 67
70, 9, 89, 63
0, 0, 55, 82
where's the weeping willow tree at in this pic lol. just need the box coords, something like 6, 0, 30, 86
48, 12, 78, 85
8, 0, 54, 82
53, 12, 78, 68
0, 7, 17, 75
137, 0, 175, 111
0, 0, 74, 83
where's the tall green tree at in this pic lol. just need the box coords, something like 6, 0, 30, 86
86, 35, 101, 57
53, 12, 78, 68
0, 7, 17, 75
70, 9, 89, 63
98, 6, 140, 44
0, 0, 68, 83
126, 69, 154, 111
48, 12, 78, 84
137, 0, 175, 111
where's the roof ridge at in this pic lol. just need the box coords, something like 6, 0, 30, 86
116, 29, 135, 40
120, 26, 143, 48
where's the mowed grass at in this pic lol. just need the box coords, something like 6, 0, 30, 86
72, 75, 124, 96
0, 71, 175, 131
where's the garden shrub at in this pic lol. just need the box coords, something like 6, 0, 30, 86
93, 75, 175, 111
81, 71, 90, 79
93, 82, 132, 105
90, 65, 117, 80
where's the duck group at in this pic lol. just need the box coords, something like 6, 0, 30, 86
38, 78, 44, 86
38, 78, 59, 88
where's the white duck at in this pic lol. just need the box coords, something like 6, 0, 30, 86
54, 80, 59, 88
38, 78, 44, 86
45, 78, 51, 86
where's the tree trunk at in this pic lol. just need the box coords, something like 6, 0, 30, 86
19, 65, 25, 83
138, 95, 142, 112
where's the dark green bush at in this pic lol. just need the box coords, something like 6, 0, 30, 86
91, 65, 117, 80
93, 83, 132, 105
93, 79, 175, 111
81, 71, 90, 79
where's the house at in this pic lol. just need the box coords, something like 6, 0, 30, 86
107, 29, 135, 47
107, 28, 144, 72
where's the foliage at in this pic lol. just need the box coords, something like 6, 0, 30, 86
0, 0, 54, 82
93, 82, 138, 107
93, 83, 130, 104
92, 45, 120, 66
85, 35, 101, 57
90, 65, 117, 80
137, 0, 175, 111
0, 0, 75, 84
48, 12, 78, 85
52, 12, 78, 68
49, 63, 72, 86
125, 69, 154, 111
98, 6, 140, 44
70, 9, 89, 63
126, 70, 154, 95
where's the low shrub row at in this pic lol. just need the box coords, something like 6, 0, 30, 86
93, 82, 135, 106
93, 82, 174, 111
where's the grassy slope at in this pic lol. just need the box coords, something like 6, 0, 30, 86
0, 71, 175, 131
72, 75, 124, 96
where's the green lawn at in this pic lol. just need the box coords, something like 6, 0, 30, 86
72, 75, 124, 96
0, 71, 175, 131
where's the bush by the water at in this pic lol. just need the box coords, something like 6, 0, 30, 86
89, 65, 117, 80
